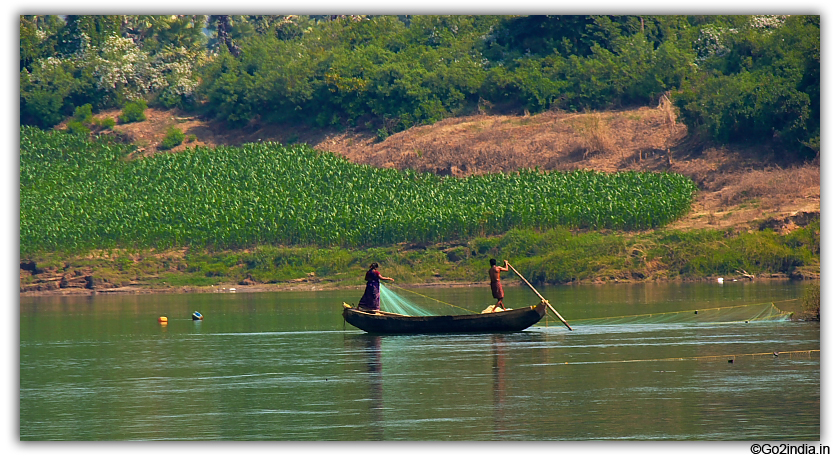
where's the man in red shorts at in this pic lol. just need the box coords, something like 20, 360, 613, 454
488, 259, 509, 311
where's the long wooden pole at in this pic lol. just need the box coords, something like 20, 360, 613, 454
507, 262, 572, 331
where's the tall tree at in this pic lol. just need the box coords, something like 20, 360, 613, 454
58, 15, 122, 55
209, 15, 241, 56
20, 15, 63, 70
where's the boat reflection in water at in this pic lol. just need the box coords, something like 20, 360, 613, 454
349, 335, 384, 440
491, 334, 508, 438
490, 331, 552, 439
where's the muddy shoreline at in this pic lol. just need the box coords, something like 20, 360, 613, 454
19, 274, 811, 298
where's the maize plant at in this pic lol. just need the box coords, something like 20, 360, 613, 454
20, 127, 696, 255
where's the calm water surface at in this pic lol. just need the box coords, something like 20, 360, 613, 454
20, 281, 819, 440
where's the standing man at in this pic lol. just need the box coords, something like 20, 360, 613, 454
489, 259, 509, 311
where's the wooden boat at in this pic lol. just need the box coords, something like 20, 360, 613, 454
342, 302, 547, 334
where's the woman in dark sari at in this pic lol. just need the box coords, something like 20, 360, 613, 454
358, 263, 394, 311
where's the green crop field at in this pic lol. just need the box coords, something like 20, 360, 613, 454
20, 127, 696, 256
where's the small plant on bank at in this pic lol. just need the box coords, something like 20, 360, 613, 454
93, 117, 116, 130
800, 283, 820, 321
68, 104, 116, 133
119, 99, 148, 123
65, 104, 94, 135
159, 126, 185, 150
73, 104, 94, 124
64, 120, 90, 136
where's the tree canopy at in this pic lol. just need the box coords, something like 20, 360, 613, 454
20, 14, 819, 159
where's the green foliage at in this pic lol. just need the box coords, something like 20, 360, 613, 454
159, 126, 185, 150
651, 227, 816, 277
94, 117, 116, 129
125, 15, 208, 55
197, 15, 700, 133
119, 100, 148, 123
64, 120, 90, 136
479, 224, 818, 284
800, 282, 819, 320
19, 60, 79, 128
20, 16, 64, 71
673, 15, 819, 157
73, 104, 94, 123
471, 237, 500, 255
19, 15, 820, 160
784, 219, 820, 256
24, 220, 819, 288
20, 129, 696, 256
57, 15, 122, 55
21, 15, 207, 124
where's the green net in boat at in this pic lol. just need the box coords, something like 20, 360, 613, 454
379, 284, 436, 316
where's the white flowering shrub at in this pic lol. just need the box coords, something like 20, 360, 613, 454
694, 26, 737, 62
75, 35, 152, 102
150, 45, 207, 107
74, 33, 204, 107
694, 16, 789, 63
750, 15, 788, 30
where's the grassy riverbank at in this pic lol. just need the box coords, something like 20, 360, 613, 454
20, 108, 820, 298
20, 222, 820, 295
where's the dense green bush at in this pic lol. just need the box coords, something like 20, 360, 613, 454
72, 103, 94, 123
94, 117, 116, 129
801, 283, 820, 320
19, 58, 79, 128
159, 126, 185, 150
20, 15, 820, 158
196, 15, 701, 131
64, 120, 90, 136
672, 15, 819, 158
119, 100, 148, 123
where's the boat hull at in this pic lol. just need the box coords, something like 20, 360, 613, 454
342, 303, 547, 334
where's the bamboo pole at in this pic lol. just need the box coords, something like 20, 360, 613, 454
507, 262, 572, 331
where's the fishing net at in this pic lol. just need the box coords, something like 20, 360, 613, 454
380, 284, 436, 316
564, 302, 792, 326
379, 285, 792, 324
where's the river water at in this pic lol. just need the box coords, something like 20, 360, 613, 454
19, 281, 819, 441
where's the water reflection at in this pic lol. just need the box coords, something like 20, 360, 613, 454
491, 334, 508, 438
345, 334, 385, 440
362, 335, 384, 440
21, 282, 816, 441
